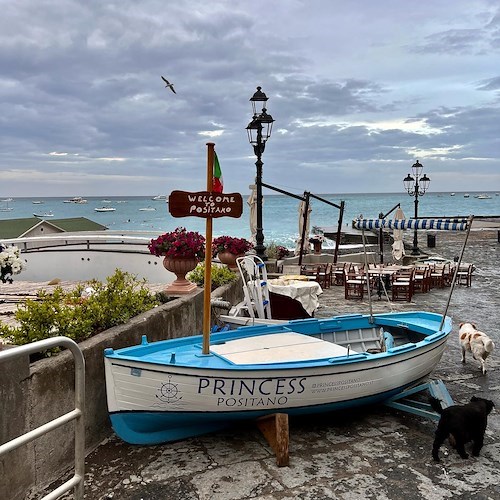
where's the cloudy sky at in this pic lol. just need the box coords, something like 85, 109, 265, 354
1, 0, 499, 198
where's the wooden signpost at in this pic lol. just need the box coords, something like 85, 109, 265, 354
167, 143, 289, 466
168, 142, 243, 355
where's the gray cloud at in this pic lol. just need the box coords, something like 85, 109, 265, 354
0, 0, 499, 197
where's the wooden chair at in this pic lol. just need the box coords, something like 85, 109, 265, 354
457, 263, 473, 287
315, 263, 332, 289
413, 266, 431, 293
391, 269, 415, 302
344, 270, 364, 300
442, 263, 453, 287
333, 263, 347, 286
300, 264, 318, 279
430, 265, 446, 289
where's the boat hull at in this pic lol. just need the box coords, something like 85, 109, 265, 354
104, 311, 451, 444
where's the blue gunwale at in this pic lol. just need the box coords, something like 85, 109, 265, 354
104, 311, 451, 372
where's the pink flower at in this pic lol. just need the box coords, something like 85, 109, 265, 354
148, 227, 205, 259
212, 236, 253, 257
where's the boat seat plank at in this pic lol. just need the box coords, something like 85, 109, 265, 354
210, 332, 357, 365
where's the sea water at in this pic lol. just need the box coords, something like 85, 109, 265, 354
1, 192, 499, 249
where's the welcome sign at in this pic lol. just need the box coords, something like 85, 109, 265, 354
168, 190, 243, 219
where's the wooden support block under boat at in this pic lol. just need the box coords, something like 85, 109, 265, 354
256, 413, 289, 467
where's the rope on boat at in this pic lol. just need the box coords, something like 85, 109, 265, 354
210, 299, 232, 310
439, 215, 474, 331
361, 227, 374, 323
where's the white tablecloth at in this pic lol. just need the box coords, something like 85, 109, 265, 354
267, 279, 323, 316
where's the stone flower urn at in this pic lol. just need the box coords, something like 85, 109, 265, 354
163, 256, 198, 294
217, 251, 244, 270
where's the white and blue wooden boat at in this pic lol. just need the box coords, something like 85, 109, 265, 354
104, 310, 452, 445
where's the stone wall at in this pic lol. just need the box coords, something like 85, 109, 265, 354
0, 279, 242, 500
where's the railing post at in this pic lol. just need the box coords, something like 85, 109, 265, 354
0, 337, 85, 500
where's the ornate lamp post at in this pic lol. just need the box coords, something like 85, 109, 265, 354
246, 87, 274, 259
403, 160, 430, 255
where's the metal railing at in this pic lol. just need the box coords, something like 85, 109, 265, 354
0, 337, 85, 500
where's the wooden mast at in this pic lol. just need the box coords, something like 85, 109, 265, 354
202, 142, 215, 355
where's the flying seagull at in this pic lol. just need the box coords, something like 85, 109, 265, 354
161, 76, 176, 94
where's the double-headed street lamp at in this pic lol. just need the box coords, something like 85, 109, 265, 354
403, 160, 431, 255
246, 87, 274, 259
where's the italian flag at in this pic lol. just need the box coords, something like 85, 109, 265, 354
212, 152, 223, 193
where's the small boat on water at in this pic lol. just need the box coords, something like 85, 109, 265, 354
450, 193, 455, 196
475, 194, 491, 199
464, 193, 470, 198
94, 207, 116, 212
33, 211, 54, 218
139, 207, 156, 211
32, 200, 44, 204
152, 195, 167, 201
64, 197, 88, 204
104, 310, 452, 445
0, 199, 13, 211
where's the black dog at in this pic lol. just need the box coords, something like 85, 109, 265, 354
430, 396, 495, 462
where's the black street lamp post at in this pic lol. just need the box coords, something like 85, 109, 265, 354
246, 87, 274, 259
403, 160, 430, 255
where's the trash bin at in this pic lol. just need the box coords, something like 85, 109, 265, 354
427, 233, 436, 248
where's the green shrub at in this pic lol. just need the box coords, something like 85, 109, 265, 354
0, 269, 160, 351
187, 262, 238, 290
265, 241, 290, 260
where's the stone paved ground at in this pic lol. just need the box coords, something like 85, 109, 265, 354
27, 229, 500, 499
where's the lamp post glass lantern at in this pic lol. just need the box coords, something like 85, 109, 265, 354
246, 87, 274, 259
403, 160, 430, 255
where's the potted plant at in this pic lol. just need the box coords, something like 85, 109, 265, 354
148, 227, 205, 294
0, 244, 25, 284
309, 234, 325, 254
212, 236, 253, 270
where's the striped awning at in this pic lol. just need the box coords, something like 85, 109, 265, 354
353, 218, 469, 231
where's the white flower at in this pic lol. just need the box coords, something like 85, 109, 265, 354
0, 245, 25, 278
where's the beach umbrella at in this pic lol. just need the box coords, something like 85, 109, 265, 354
391, 206, 406, 261
247, 184, 257, 245
295, 200, 312, 256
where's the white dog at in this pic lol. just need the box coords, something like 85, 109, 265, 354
459, 322, 495, 375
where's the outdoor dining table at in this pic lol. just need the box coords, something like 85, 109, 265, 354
367, 265, 405, 299
267, 278, 323, 317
